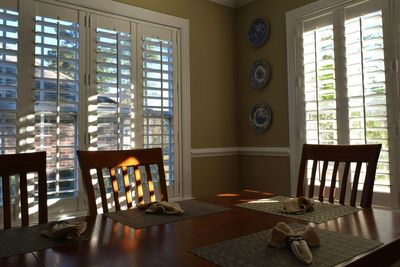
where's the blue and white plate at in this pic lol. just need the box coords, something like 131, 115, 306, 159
249, 103, 272, 132
248, 17, 268, 47
251, 60, 269, 89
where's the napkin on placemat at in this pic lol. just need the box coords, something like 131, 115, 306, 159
283, 197, 314, 214
41, 221, 87, 240
268, 222, 320, 265
138, 201, 184, 215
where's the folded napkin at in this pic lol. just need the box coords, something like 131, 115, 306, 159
41, 221, 87, 240
283, 197, 314, 214
267, 222, 320, 265
138, 201, 184, 215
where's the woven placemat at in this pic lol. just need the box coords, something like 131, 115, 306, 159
191, 223, 382, 267
105, 199, 230, 229
236, 196, 359, 223
0, 223, 87, 258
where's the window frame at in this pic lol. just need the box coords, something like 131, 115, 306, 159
0, 0, 191, 220
286, 0, 400, 208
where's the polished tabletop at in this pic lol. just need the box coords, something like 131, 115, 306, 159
1, 190, 400, 267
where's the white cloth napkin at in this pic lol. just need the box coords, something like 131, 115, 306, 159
139, 201, 184, 215
41, 221, 87, 240
267, 222, 320, 264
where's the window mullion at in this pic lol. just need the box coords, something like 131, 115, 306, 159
131, 22, 139, 150
116, 33, 121, 150
333, 10, 349, 145
56, 21, 61, 196
17, 0, 35, 154
135, 24, 144, 149
313, 30, 321, 144
358, 17, 369, 144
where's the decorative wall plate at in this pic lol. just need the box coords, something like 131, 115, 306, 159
248, 17, 268, 47
249, 103, 272, 132
251, 60, 269, 89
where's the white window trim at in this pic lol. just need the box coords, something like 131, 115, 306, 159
286, 0, 400, 207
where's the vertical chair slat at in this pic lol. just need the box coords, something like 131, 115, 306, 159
157, 162, 168, 202
350, 162, 362, 207
96, 168, 109, 213
308, 160, 318, 198
145, 165, 156, 202
122, 166, 132, 209
339, 162, 351, 205
37, 166, 48, 225
329, 161, 339, 204
19, 172, 29, 227
318, 161, 329, 202
133, 166, 144, 204
360, 162, 377, 208
296, 154, 307, 197
2, 175, 11, 229
109, 167, 121, 211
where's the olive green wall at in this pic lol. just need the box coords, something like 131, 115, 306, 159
235, 0, 316, 194
116, 0, 240, 197
236, 0, 316, 146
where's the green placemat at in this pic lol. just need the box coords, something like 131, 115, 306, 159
105, 199, 230, 229
0, 223, 87, 258
191, 223, 382, 267
236, 196, 359, 223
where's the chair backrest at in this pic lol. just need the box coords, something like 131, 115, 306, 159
0, 152, 48, 229
296, 144, 381, 208
77, 148, 168, 215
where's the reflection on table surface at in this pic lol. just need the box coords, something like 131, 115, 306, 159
1, 189, 400, 267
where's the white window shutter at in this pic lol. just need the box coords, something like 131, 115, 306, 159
34, 12, 80, 199
89, 15, 134, 151
0, 8, 18, 155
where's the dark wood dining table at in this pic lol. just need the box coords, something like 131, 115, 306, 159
1, 189, 400, 267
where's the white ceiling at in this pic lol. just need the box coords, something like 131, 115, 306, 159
208, 0, 254, 8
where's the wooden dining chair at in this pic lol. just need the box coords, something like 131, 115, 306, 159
0, 152, 48, 229
77, 148, 168, 215
296, 144, 381, 208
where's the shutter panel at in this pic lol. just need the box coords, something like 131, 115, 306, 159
34, 14, 80, 198
0, 7, 18, 207
345, 9, 390, 192
0, 8, 17, 155
142, 35, 175, 186
302, 16, 338, 190
302, 15, 338, 145
90, 17, 134, 151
